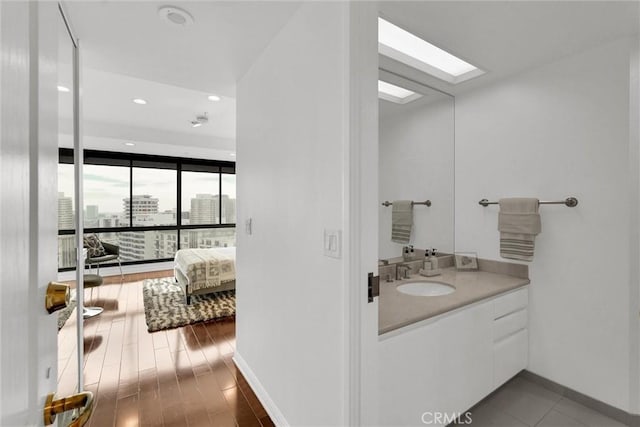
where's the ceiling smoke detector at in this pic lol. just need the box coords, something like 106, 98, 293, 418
191, 112, 208, 128
158, 6, 194, 27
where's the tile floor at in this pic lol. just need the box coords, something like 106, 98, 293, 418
456, 376, 627, 427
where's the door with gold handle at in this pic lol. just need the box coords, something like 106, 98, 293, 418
0, 2, 90, 425
43, 391, 94, 427
45, 282, 71, 314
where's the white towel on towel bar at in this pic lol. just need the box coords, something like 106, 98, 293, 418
498, 198, 541, 262
391, 200, 413, 244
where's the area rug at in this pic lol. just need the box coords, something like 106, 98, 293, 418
142, 277, 235, 332
58, 290, 77, 331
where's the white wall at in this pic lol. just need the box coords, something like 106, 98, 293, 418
379, 96, 454, 259
629, 36, 640, 415
455, 38, 634, 411
235, 3, 349, 425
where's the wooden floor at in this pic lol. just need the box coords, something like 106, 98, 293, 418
58, 271, 272, 427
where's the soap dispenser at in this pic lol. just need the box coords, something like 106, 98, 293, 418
409, 245, 415, 260
421, 248, 442, 277
403, 246, 410, 261
430, 248, 438, 270
423, 250, 432, 270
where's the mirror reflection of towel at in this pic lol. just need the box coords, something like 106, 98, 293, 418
498, 198, 541, 262
391, 200, 413, 244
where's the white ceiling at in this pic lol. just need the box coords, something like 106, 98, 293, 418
378, 1, 640, 95
62, 1, 640, 157
65, 1, 301, 96
62, 1, 302, 159
59, 67, 236, 152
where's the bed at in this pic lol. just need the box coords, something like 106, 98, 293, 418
174, 246, 236, 305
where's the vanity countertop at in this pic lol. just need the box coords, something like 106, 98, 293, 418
379, 267, 529, 335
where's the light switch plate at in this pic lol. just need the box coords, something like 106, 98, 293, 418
245, 218, 252, 235
324, 229, 342, 259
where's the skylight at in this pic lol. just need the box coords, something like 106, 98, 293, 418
378, 17, 484, 84
378, 80, 422, 104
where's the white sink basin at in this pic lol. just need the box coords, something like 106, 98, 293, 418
396, 281, 456, 297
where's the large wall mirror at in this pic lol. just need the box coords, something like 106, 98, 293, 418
378, 70, 454, 260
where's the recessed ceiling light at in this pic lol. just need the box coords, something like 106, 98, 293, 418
208, 95, 221, 102
230, 153, 236, 157
158, 6, 194, 27
124, 142, 135, 147
57, 85, 70, 93
378, 17, 484, 84
378, 80, 422, 104
132, 98, 147, 105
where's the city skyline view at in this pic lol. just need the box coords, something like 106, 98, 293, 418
57, 164, 236, 269
58, 191, 236, 226
58, 165, 236, 216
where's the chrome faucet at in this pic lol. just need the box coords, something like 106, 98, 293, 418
397, 265, 410, 280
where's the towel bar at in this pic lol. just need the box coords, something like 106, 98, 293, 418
382, 200, 431, 207
478, 197, 578, 208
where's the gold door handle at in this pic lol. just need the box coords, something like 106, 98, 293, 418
43, 391, 94, 426
45, 282, 70, 314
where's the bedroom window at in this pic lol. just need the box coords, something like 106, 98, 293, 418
58, 149, 236, 271
84, 164, 130, 228
181, 171, 221, 225
221, 174, 236, 224
179, 228, 236, 250
132, 165, 177, 226
58, 235, 76, 269
57, 163, 75, 231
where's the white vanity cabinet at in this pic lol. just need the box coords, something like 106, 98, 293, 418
378, 286, 529, 427
492, 288, 529, 388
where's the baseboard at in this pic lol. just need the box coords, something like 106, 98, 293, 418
57, 261, 174, 281
233, 351, 289, 427
520, 370, 639, 427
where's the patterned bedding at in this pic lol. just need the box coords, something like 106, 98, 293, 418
174, 247, 236, 293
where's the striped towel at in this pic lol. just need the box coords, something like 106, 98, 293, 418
391, 200, 413, 244
498, 198, 541, 262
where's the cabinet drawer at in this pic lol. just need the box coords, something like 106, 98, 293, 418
493, 288, 528, 319
493, 308, 527, 342
494, 328, 528, 388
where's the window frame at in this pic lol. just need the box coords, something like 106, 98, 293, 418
58, 148, 236, 271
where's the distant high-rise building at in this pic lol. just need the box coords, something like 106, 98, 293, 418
58, 192, 73, 229
57, 235, 76, 269
118, 231, 148, 261
154, 231, 178, 259
123, 195, 159, 220
221, 195, 236, 223
190, 194, 219, 225
84, 205, 100, 228
98, 217, 120, 228
119, 230, 179, 262
97, 217, 121, 243
120, 195, 159, 260
182, 228, 236, 249
86, 205, 99, 220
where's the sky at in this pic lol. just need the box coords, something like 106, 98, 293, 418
58, 164, 236, 215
